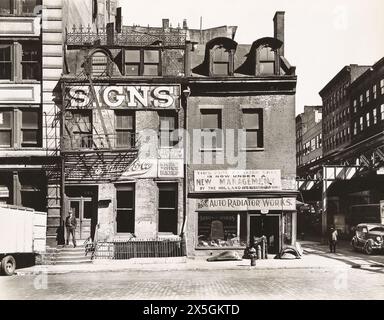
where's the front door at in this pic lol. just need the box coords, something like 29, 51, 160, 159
69, 197, 92, 240
249, 215, 280, 254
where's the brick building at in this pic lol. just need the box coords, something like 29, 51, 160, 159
185, 12, 298, 255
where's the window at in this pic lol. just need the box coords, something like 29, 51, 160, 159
200, 109, 222, 149
366, 112, 370, 127
116, 185, 135, 233
259, 46, 275, 75
373, 109, 377, 124
70, 111, 92, 149
197, 213, 247, 248
0, 41, 40, 81
381, 79, 384, 95
319, 134, 322, 148
212, 45, 229, 76
0, 107, 41, 148
0, 45, 12, 80
21, 42, 40, 80
115, 111, 134, 148
0, 110, 12, 147
360, 94, 364, 107
242, 109, 263, 149
381, 104, 384, 120
158, 184, 178, 234
0, 0, 41, 15
360, 116, 363, 131
373, 85, 377, 99
91, 51, 109, 77
159, 111, 177, 148
21, 109, 39, 146
124, 49, 160, 76
366, 89, 370, 103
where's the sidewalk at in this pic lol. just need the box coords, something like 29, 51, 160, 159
15, 241, 353, 276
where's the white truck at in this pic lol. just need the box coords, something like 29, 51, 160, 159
0, 205, 47, 276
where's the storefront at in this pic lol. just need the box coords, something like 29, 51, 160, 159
62, 83, 185, 242
187, 170, 297, 255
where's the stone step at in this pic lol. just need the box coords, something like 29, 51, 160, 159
54, 260, 93, 265
55, 256, 92, 262
56, 250, 87, 256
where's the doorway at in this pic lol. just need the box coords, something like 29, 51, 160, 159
69, 197, 93, 240
249, 214, 280, 254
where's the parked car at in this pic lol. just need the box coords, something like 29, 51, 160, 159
351, 223, 384, 255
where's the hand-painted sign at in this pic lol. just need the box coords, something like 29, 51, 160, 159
68, 85, 180, 109
194, 170, 282, 192
196, 197, 296, 211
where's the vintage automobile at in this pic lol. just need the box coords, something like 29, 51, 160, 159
351, 223, 384, 255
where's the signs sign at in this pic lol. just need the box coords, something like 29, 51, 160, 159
196, 197, 296, 211
68, 85, 180, 109
194, 170, 282, 192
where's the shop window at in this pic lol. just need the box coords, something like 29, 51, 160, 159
158, 184, 178, 234
116, 185, 135, 233
242, 109, 263, 149
124, 49, 160, 76
69, 111, 92, 149
115, 111, 134, 148
259, 46, 275, 75
0, 45, 12, 80
211, 45, 230, 76
200, 109, 222, 149
21, 109, 39, 146
197, 213, 247, 248
159, 111, 178, 148
0, 110, 12, 147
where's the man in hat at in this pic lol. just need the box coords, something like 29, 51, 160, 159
65, 209, 77, 247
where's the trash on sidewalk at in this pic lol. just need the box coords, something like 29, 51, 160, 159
207, 251, 242, 262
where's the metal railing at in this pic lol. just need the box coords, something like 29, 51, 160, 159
66, 25, 187, 47
94, 238, 186, 260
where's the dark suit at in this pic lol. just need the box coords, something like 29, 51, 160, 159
65, 215, 77, 247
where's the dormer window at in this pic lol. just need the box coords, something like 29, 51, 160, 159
259, 46, 275, 75
211, 45, 232, 76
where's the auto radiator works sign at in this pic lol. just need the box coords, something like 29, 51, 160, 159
194, 170, 282, 192
67, 85, 180, 109
196, 197, 296, 211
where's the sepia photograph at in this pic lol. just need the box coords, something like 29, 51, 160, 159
0, 0, 383, 310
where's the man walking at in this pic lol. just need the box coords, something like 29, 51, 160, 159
329, 227, 338, 253
65, 209, 77, 247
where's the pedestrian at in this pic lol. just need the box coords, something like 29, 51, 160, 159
328, 227, 338, 253
65, 209, 77, 247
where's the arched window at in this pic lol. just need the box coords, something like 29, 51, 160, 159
91, 51, 109, 77
211, 45, 230, 76
259, 45, 276, 75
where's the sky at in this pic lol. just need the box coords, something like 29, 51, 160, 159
120, 0, 384, 115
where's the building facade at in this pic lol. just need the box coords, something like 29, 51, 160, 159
185, 12, 298, 255
296, 105, 322, 174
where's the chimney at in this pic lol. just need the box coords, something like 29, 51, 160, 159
273, 11, 285, 56
183, 19, 188, 29
162, 18, 169, 29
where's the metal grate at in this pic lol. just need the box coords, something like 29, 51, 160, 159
94, 238, 186, 259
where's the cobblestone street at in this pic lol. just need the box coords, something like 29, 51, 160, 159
1, 264, 384, 300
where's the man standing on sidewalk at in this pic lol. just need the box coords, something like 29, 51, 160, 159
328, 227, 338, 253
65, 209, 77, 247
